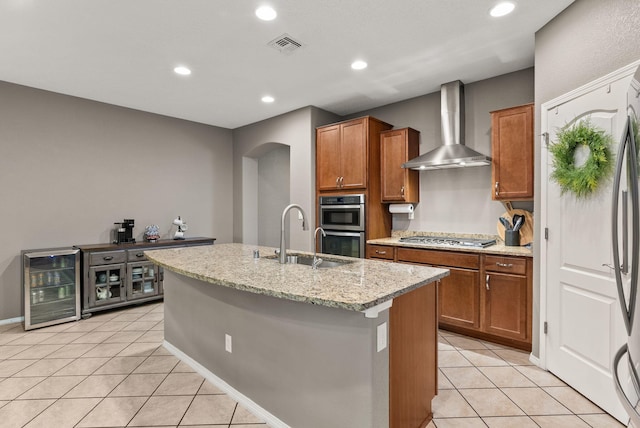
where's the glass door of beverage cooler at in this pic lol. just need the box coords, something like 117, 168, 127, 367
23, 248, 81, 330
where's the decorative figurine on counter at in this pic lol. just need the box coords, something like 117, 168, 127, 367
172, 216, 188, 240
144, 225, 160, 242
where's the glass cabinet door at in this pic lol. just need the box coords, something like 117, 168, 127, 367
23, 248, 80, 330
89, 264, 126, 307
127, 261, 159, 300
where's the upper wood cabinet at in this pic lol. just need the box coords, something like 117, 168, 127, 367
491, 103, 534, 201
316, 117, 392, 192
380, 128, 420, 203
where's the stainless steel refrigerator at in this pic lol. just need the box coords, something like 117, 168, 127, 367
612, 65, 640, 426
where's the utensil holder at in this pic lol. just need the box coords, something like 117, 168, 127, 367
505, 230, 520, 246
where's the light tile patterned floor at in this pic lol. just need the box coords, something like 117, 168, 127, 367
0, 302, 266, 428
0, 302, 628, 427
429, 331, 626, 428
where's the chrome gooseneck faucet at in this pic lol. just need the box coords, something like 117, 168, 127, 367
279, 204, 308, 264
313, 227, 326, 269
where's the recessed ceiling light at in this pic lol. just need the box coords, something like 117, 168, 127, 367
174, 66, 191, 76
351, 60, 368, 70
256, 6, 277, 21
490, 2, 515, 17
261, 95, 275, 103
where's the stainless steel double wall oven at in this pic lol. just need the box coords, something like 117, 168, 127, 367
318, 194, 365, 258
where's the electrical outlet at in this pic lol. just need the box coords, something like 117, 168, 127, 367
225, 334, 232, 353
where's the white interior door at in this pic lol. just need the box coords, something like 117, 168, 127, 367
542, 68, 634, 423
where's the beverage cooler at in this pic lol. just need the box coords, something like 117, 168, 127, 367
22, 247, 81, 330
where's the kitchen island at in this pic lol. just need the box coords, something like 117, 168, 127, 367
144, 243, 449, 428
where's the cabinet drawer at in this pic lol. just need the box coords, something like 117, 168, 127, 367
366, 245, 394, 260
127, 249, 150, 262
397, 248, 480, 269
89, 250, 126, 266
484, 255, 527, 275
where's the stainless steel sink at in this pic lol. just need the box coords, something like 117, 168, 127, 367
266, 254, 353, 269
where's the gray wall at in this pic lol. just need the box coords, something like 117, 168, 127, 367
258, 145, 290, 248
0, 81, 234, 320
347, 68, 535, 234
232, 106, 340, 252
533, 0, 640, 356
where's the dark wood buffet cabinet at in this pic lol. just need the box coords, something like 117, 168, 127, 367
367, 243, 532, 351
76, 237, 214, 317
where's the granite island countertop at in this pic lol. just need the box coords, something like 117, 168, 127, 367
144, 243, 449, 312
368, 231, 533, 258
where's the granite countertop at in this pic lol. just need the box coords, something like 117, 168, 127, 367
368, 231, 533, 258
144, 243, 449, 312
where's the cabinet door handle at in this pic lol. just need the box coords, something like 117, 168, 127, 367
496, 262, 514, 268
401, 185, 405, 196
486, 274, 490, 290
375, 250, 387, 255
336, 177, 340, 187
340, 176, 344, 187
136, 253, 144, 258
495, 181, 499, 196
103, 256, 113, 261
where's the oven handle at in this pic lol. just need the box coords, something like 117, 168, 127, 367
319, 204, 364, 210
322, 230, 365, 237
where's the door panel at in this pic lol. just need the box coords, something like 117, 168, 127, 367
485, 273, 527, 340
316, 125, 341, 190
340, 120, 367, 189
438, 268, 480, 329
544, 72, 632, 422
559, 283, 616, 370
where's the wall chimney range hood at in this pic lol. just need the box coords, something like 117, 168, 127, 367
402, 80, 491, 170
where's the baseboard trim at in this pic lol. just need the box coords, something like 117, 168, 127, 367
0, 316, 23, 326
528, 353, 541, 367
163, 340, 290, 428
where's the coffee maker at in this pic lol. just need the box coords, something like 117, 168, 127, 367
113, 219, 136, 244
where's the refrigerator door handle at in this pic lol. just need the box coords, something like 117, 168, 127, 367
623, 190, 629, 275
612, 115, 639, 335
613, 344, 640, 427
628, 115, 640, 337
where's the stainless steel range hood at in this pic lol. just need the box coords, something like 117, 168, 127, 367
402, 80, 491, 170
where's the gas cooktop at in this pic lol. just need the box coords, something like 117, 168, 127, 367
399, 236, 496, 248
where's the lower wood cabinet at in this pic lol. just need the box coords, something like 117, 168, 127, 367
440, 268, 480, 330
483, 255, 530, 343
366, 243, 532, 350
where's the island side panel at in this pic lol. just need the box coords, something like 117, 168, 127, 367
163, 271, 389, 428
389, 281, 438, 428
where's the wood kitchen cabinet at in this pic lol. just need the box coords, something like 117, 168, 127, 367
396, 248, 481, 330
491, 103, 534, 201
367, 244, 532, 350
380, 128, 420, 203
316, 116, 392, 191
483, 255, 530, 342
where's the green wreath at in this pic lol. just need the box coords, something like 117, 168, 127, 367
550, 119, 614, 198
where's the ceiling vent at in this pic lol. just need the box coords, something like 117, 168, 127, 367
268, 33, 304, 54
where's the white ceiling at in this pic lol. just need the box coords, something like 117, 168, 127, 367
0, 0, 573, 129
